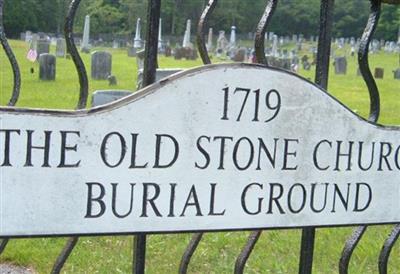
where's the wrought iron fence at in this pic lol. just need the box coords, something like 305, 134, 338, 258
0, 0, 399, 273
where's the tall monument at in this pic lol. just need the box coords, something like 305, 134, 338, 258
182, 19, 191, 48
134, 18, 142, 49
81, 15, 91, 52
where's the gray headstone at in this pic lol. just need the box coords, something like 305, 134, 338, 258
334, 57, 347, 75
91, 51, 112, 80
393, 68, 400, 80
374, 68, 384, 79
91, 90, 132, 107
127, 46, 137, 57
39, 54, 56, 81
134, 18, 142, 49
137, 68, 182, 90
56, 38, 66, 57
37, 39, 50, 57
81, 15, 91, 52
136, 49, 145, 70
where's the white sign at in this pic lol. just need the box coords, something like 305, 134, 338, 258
1, 64, 399, 237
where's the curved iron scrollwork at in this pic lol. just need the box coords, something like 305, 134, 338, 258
232, 1, 279, 272
234, 231, 262, 274
340, 1, 383, 273
179, 233, 203, 274
0, 0, 21, 106
51, 237, 79, 274
196, 0, 218, 65
254, 0, 279, 65
358, 0, 381, 123
379, 224, 400, 274
179, 2, 220, 270
65, 0, 89, 110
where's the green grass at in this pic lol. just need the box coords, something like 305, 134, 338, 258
1, 40, 400, 273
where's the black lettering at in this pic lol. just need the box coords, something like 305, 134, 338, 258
310, 183, 329, 213
111, 183, 135, 218
334, 141, 353, 171
241, 183, 263, 215
267, 183, 285, 214
195, 135, 211, 169
180, 185, 203, 216
208, 183, 225, 216
100, 132, 127, 168
233, 137, 254, 171
141, 183, 162, 217
85, 182, 106, 218
25, 130, 52, 167
357, 142, 375, 171
58, 131, 81, 168
256, 138, 278, 170
154, 134, 179, 168
214, 136, 233, 170
313, 140, 331, 171
129, 134, 148, 168
287, 183, 306, 214
353, 183, 372, 212
282, 139, 298, 170
378, 142, 393, 171
0, 129, 20, 166
331, 183, 350, 212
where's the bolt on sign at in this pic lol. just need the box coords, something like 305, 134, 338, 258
1, 64, 399, 237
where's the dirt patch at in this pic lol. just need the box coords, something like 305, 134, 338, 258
0, 264, 36, 274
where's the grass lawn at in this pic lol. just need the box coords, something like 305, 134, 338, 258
0, 40, 400, 273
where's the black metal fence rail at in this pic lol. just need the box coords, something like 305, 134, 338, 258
0, 0, 399, 273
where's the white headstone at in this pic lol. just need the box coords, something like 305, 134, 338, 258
182, 19, 191, 48
134, 18, 142, 49
229, 26, 236, 47
81, 15, 91, 51
207, 28, 213, 51
272, 35, 278, 57
158, 18, 163, 49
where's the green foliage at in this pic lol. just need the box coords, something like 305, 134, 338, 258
3, 0, 399, 39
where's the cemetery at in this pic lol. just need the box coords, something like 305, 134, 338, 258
0, 0, 399, 273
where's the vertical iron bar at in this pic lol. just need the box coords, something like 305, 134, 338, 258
0, 0, 21, 106
254, 0, 279, 65
142, 0, 160, 87
299, 2, 334, 274
314, 0, 335, 89
64, 0, 89, 110
133, 1, 160, 273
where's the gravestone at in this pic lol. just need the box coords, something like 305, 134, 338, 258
91, 51, 112, 80
393, 68, 400, 80
25, 31, 33, 43
165, 46, 172, 57
182, 19, 192, 48
229, 26, 236, 48
136, 49, 145, 70
374, 68, 384, 79
158, 18, 164, 52
39, 54, 56, 81
134, 18, 142, 49
137, 68, 182, 90
127, 47, 137, 57
56, 38, 66, 58
334, 57, 347, 75
37, 39, 50, 57
207, 28, 213, 51
216, 31, 228, 57
91, 90, 132, 107
232, 48, 247, 62
81, 15, 91, 52
31, 34, 39, 50
107, 75, 117, 86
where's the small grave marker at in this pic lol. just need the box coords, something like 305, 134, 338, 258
91, 51, 112, 80
39, 54, 56, 81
